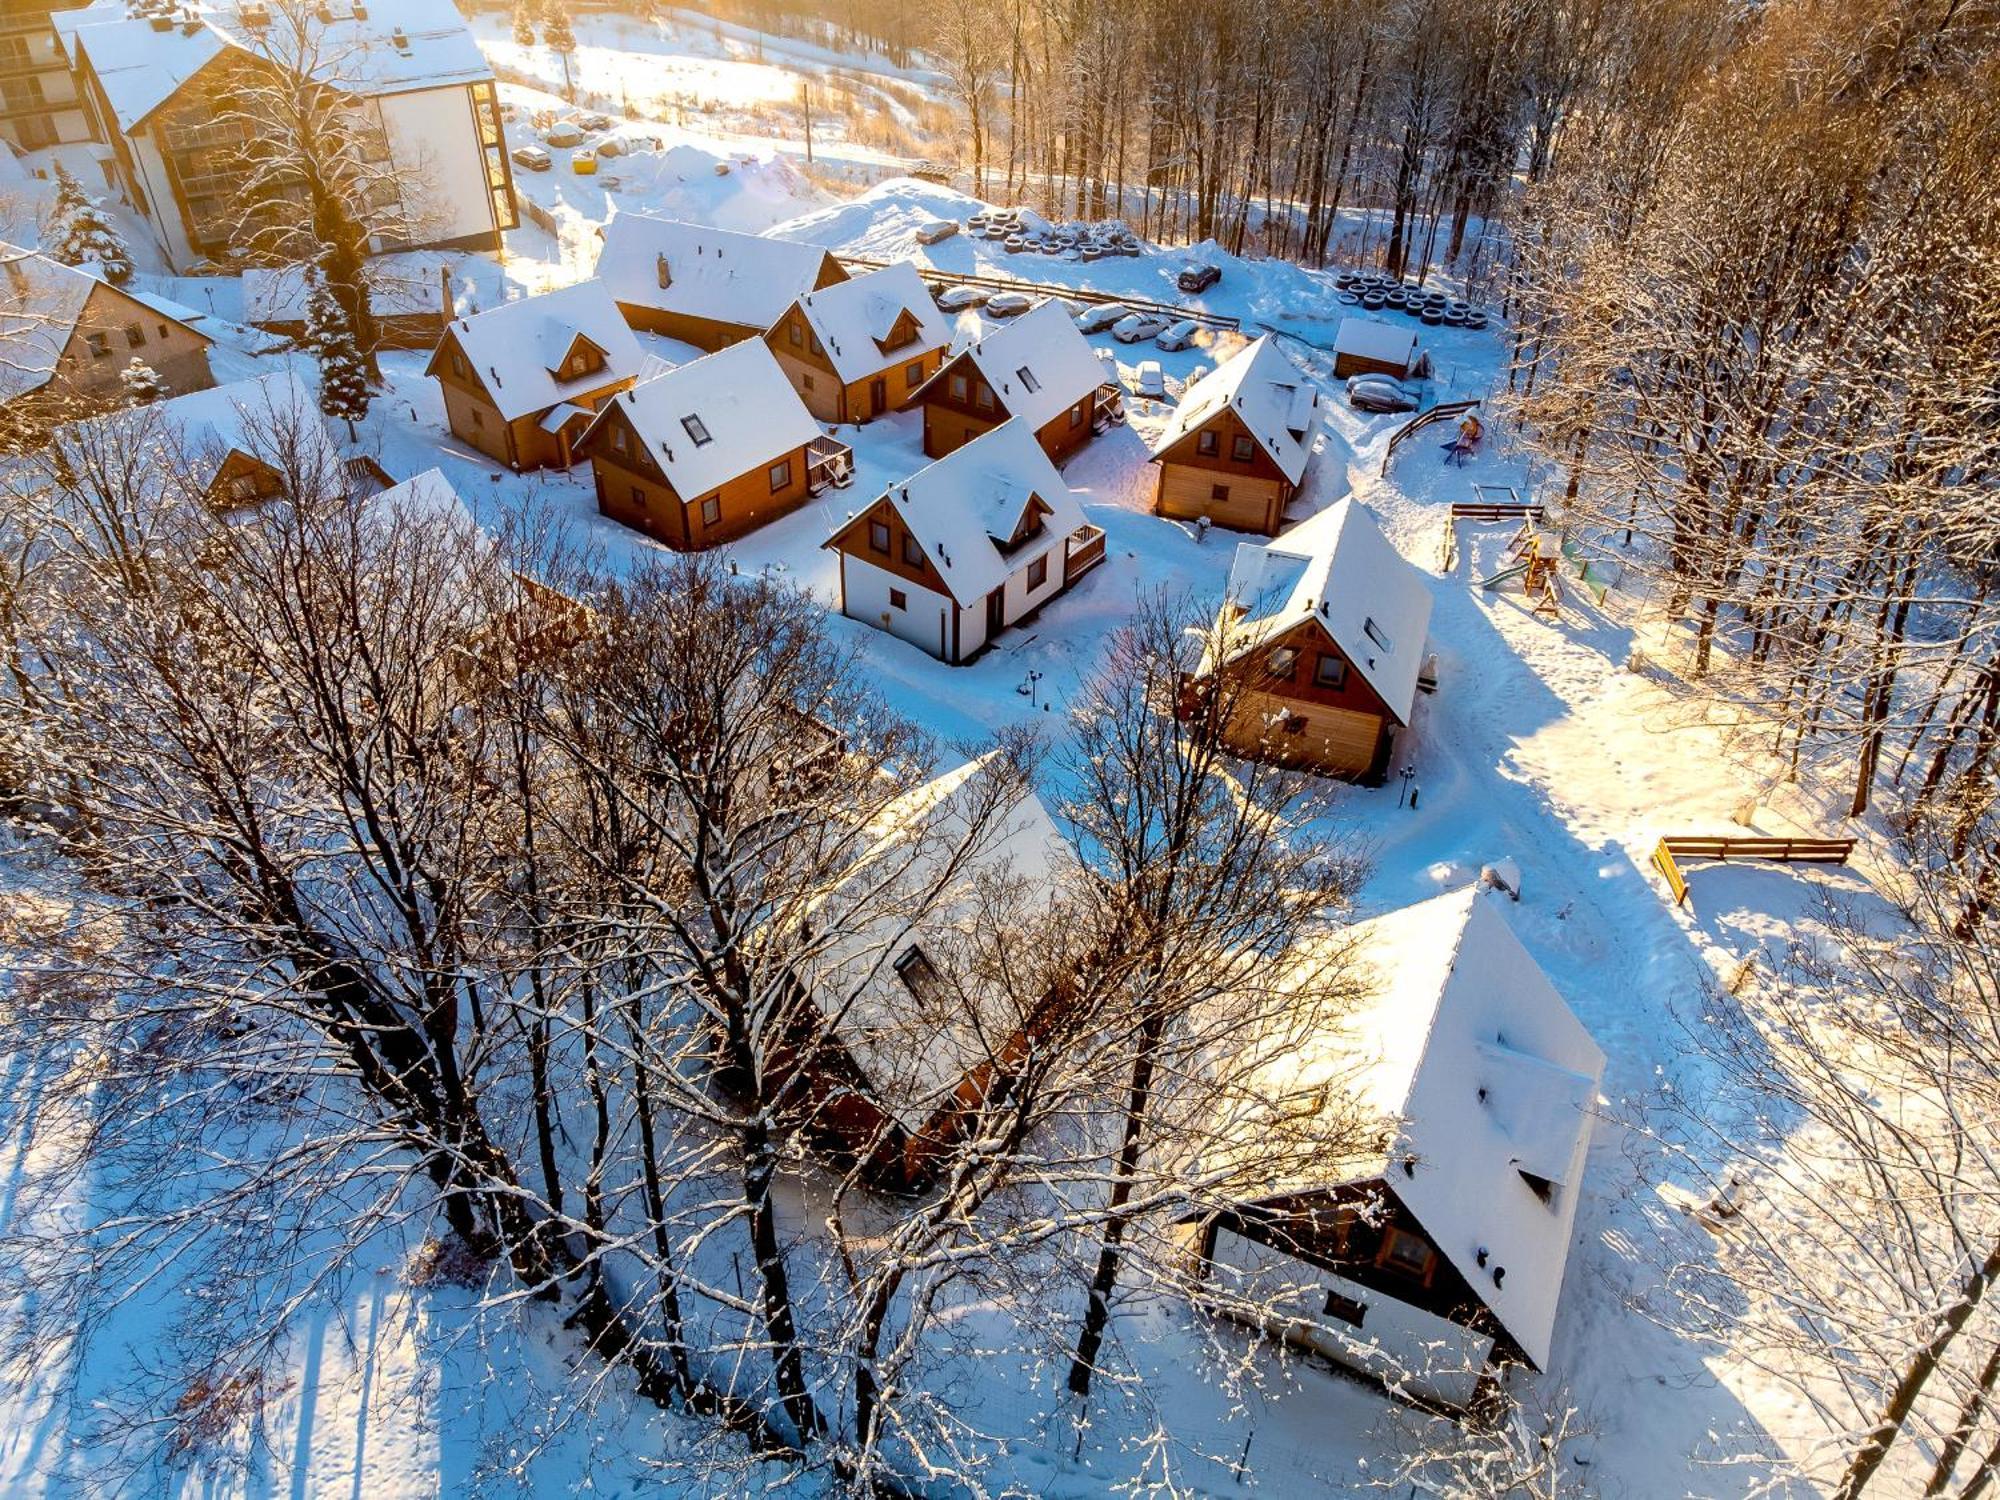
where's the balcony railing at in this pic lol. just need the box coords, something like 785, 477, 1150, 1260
1065, 523, 1106, 585
1092, 382, 1125, 430
806, 435, 854, 494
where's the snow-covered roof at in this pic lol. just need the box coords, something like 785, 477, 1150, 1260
62, 0, 491, 135
587, 339, 822, 499
789, 262, 951, 385
0, 242, 100, 403
1245, 887, 1605, 1369
950, 301, 1107, 431
60, 368, 345, 499
1334, 316, 1418, 370
842, 419, 1085, 607
435, 280, 648, 424
1214, 499, 1433, 724
1149, 335, 1321, 484
795, 753, 1078, 1133
594, 214, 839, 331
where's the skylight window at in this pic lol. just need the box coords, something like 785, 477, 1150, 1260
681, 415, 712, 447
1016, 366, 1040, 394
1364, 616, 1393, 653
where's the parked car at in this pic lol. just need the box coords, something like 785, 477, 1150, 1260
1176, 262, 1222, 294
570, 147, 598, 176
592, 135, 624, 158
544, 120, 584, 148
985, 291, 1036, 317
510, 143, 552, 172
579, 111, 613, 131
1112, 311, 1170, 343
1075, 302, 1131, 334
915, 219, 960, 245
1133, 359, 1166, 398
1155, 318, 1201, 352
1347, 376, 1419, 413
935, 284, 991, 311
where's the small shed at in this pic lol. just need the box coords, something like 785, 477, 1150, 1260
1332, 317, 1419, 382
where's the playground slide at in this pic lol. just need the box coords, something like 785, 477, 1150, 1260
1481, 560, 1531, 590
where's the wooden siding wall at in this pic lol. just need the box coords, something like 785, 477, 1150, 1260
52, 285, 215, 407
590, 432, 813, 550
1152, 405, 1293, 535
830, 494, 951, 593
1216, 618, 1399, 781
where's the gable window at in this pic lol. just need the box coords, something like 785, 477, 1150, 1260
889, 587, 907, 610
1197, 429, 1219, 456
124, 323, 146, 348
85, 331, 111, 359
893, 944, 946, 1007
1027, 555, 1048, 590
949, 373, 969, 402
700, 495, 722, 527
1231, 435, 1256, 462
975, 382, 994, 412
1267, 647, 1298, 677
1016, 366, 1040, 394
902, 533, 925, 568
611, 424, 628, 453
629, 484, 646, 509
1069, 402, 1085, 429
157, 323, 170, 340
451, 351, 467, 378
1211, 483, 1230, 502
809, 333, 823, 356
768, 458, 793, 493
1363, 616, 1393, 652
1323, 1289, 1366, 1328
905, 358, 925, 386
802, 373, 814, 391
681, 414, 712, 447
788, 319, 802, 347
1314, 652, 1347, 689
1379, 1226, 1435, 1281
869, 519, 891, 554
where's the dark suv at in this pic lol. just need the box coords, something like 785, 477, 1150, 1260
1176, 263, 1221, 294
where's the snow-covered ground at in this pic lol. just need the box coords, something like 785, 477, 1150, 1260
0, 19, 1915, 1500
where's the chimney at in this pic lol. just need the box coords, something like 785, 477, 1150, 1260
439, 262, 452, 319
656, 252, 670, 289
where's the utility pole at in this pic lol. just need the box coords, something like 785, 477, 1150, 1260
801, 80, 813, 166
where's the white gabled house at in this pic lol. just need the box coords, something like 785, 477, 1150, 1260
1188, 886, 1605, 1410
823, 418, 1106, 664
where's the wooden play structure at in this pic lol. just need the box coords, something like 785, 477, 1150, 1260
1649, 835, 1859, 908
1440, 487, 1617, 618
1438, 484, 1541, 571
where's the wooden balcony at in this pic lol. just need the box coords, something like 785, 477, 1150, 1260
806, 435, 854, 494
1092, 382, 1125, 431
1065, 523, 1106, 585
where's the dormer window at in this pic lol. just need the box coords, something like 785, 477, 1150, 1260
1520, 1169, 1556, 1205
1016, 366, 1040, 394
681, 414, 712, 446
555, 336, 606, 382
894, 944, 946, 1008
1364, 617, 1393, 653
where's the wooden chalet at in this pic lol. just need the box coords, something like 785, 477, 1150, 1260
1, 241, 214, 433
593, 214, 847, 350
1186, 498, 1433, 783
425, 280, 649, 472
763, 261, 952, 425
1185, 887, 1604, 1410
912, 300, 1122, 463
576, 338, 852, 550
763, 753, 1079, 1192
1149, 334, 1337, 537
1331, 316, 1420, 382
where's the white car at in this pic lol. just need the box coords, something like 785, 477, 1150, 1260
1112, 312, 1170, 343
1133, 359, 1166, 398
985, 291, 1035, 318
1155, 318, 1200, 352
1075, 302, 1131, 334
915, 219, 959, 245
935, 285, 991, 311
544, 120, 585, 148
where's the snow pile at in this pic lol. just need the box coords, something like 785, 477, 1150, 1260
768, 177, 990, 255
611, 143, 823, 234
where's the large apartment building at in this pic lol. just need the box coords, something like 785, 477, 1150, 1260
0, 1, 93, 149
50, 0, 514, 272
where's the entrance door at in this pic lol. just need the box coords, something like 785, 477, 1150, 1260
870, 377, 888, 417
985, 587, 1006, 641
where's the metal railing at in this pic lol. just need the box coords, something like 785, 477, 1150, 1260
837, 254, 1242, 333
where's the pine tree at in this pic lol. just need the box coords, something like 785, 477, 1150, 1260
511, 0, 538, 49
48, 168, 133, 286
305, 271, 370, 437
542, 1, 577, 103
119, 358, 164, 407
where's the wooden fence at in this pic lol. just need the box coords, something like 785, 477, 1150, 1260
1382, 398, 1481, 476
837, 255, 1242, 332
1439, 489, 1542, 572
1650, 835, 1859, 908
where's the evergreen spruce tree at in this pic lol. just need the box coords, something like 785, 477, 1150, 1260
542, 1, 578, 103
48, 167, 133, 285
48, 162, 89, 225
305, 271, 371, 438
119, 358, 164, 407
511, 1, 538, 49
